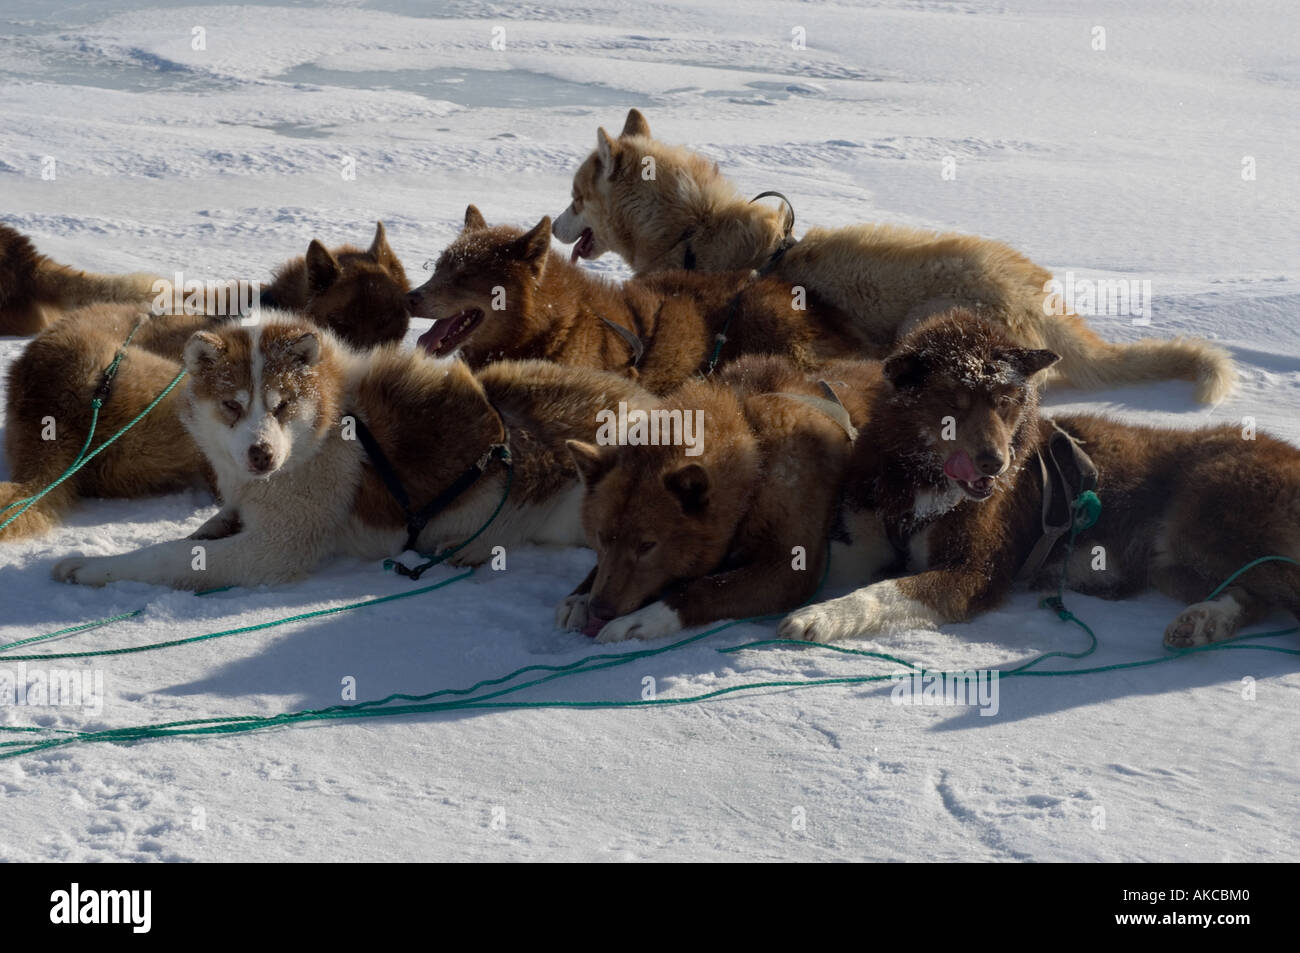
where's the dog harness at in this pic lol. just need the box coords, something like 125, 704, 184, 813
599, 316, 645, 367
677, 189, 798, 274
1015, 421, 1100, 583
771, 381, 858, 441
702, 191, 801, 374
351, 407, 510, 579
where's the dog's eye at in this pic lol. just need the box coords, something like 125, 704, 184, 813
221, 399, 242, 417
636, 541, 657, 556
273, 399, 290, 417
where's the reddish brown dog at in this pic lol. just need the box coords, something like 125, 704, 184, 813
559, 353, 879, 642
407, 205, 865, 394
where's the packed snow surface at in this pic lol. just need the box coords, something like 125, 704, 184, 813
1, 0, 1296, 861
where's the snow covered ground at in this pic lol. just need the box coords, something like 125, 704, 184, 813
1, 0, 1297, 861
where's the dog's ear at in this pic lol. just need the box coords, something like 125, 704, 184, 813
288, 330, 321, 366
367, 221, 400, 273
462, 204, 487, 232
1001, 348, 1060, 378
513, 217, 552, 275
620, 108, 650, 139
883, 352, 926, 391
663, 463, 710, 515
183, 330, 225, 373
305, 240, 340, 293
567, 440, 612, 487
596, 127, 621, 180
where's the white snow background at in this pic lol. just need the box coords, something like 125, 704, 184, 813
0, 0, 1297, 861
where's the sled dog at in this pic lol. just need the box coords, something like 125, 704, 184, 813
552, 109, 1235, 404
407, 205, 863, 394
559, 354, 878, 642
778, 310, 1300, 648
52, 314, 654, 588
1, 226, 411, 539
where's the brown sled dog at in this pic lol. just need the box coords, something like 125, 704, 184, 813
407, 205, 864, 394
52, 316, 654, 589
558, 353, 878, 642
0, 221, 410, 345
778, 309, 1300, 648
0, 226, 411, 540
551, 109, 1236, 404
0, 222, 158, 335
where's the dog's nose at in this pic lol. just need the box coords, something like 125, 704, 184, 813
248, 442, 273, 473
406, 290, 423, 309
975, 451, 1005, 476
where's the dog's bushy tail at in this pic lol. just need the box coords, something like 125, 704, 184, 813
1041, 312, 1236, 405
0, 479, 76, 541
0, 223, 157, 335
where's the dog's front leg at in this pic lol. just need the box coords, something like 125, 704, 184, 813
778, 569, 994, 643
188, 507, 242, 540
52, 529, 320, 590
556, 565, 597, 631
597, 556, 825, 644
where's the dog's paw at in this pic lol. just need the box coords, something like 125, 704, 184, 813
779, 597, 870, 644
1164, 601, 1238, 648
595, 601, 682, 644
52, 556, 110, 587
556, 593, 590, 631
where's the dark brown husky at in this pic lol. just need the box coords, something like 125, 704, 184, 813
780, 309, 1300, 648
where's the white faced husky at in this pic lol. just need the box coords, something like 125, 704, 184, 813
53, 313, 654, 589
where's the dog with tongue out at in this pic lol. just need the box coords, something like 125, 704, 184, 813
943, 448, 998, 500
781, 306, 1300, 650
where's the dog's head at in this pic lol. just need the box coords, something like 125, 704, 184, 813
566, 432, 752, 637
552, 108, 724, 271
408, 207, 557, 360
883, 310, 1058, 502
182, 315, 343, 481
281, 222, 410, 349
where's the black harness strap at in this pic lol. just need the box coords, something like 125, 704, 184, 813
1016, 421, 1099, 583
599, 315, 645, 367
769, 384, 858, 441
351, 411, 509, 568
750, 190, 798, 277
705, 192, 802, 373
749, 189, 796, 238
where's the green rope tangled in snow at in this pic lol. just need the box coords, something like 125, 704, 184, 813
1, 329, 1296, 760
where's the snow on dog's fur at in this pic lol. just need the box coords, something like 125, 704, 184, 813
553, 109, 1236, 404
558, 354, 878, 643
779, 309, 1300, 648
407, 205, 864, 394
52, 314, 655, 588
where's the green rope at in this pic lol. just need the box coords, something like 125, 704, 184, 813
1, 451, 516, 659
2, 360, 1297, 762
0, 324, 187, 536
383, 448, 514, 578
0, 570, 473, 662
2, 522, 1296, 760
0, 609, 147, 652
